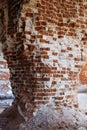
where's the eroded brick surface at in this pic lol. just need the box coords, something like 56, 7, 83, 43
0, 51, 13, 110
0, 0, 87, 129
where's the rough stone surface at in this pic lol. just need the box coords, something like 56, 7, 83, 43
18, 106, 87, 130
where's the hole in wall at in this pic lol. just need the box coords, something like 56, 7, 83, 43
0, 44, 14, 113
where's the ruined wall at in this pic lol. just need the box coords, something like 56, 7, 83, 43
0, 51, 10, 97
0, 0, 87, 114
0, 0, 12, 99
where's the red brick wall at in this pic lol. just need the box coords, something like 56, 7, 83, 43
0, 0, 87, 111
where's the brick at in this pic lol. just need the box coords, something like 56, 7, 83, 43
1, 0, 87, 115
41, 55, 49, 59
68, 54, 73, 57
52, 52, 58, 56
40, 48, 50, 51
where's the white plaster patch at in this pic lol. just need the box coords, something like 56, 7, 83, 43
25, 18, 32, 32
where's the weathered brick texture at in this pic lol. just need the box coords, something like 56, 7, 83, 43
0, 0, 87, 117
0, 52, 10, 97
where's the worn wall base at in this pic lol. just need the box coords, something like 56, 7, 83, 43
0, 105, 87, 130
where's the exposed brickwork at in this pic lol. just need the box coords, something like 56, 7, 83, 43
13, 0, 87, 109
0, 52, 11, 97
0, 0, 87, 127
